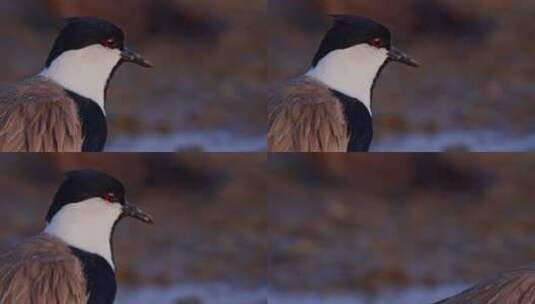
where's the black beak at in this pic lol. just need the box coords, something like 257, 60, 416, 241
121, 47, 153, 68
122, 202, 154, 224
388, 46, 420, 67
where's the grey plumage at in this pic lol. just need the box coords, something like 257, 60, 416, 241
0, 76, 83, 152
0, 233, 88, 304
268, 76, 348, 152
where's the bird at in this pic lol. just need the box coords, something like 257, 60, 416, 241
432, 264, 535, 304
0, 169, 153, 304
0, 17, 153, 152
268, 15, 419, 152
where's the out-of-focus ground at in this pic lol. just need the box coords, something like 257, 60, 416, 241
0, 0, 266, 152
0, 155, 266, 303
269, 154, 535, 303
269, 0, 535, 151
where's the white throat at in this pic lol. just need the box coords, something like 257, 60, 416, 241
40, 44, 121, 114
44, 197, 123, 269
307, 44, 388, 115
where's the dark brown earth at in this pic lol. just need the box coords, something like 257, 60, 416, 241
269, 154, 535, 292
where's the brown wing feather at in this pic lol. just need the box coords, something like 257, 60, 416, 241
268, 76, 348, 152
0, 234, 88, 304
437, 266, 535, 304
0, 76, 83, 152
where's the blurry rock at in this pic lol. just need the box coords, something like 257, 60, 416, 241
113, 114, 145, 134
377, 115, 410, 133
357, 266, 411, 292
271, 0, 494, 40
145, 0, 224, 39
174, 296, 202, 304
411, 0, 494, 38
0, 0, 55, 29
175, 146, 205, 153
269, 0, 326, 29
143, 156, 224, 193
322, 0, 410, 27
443, 144, 471, 152
43, 0, 224, 40
410, 154, 493, 195
44, 0, 147, 38
46, 154, 151, 186
321, 154, 415, 195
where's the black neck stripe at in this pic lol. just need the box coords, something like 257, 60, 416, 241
70, 247, 117, 304
330, 90, 373, 152
65, 91, 108, 152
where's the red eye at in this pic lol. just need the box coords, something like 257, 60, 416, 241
102, 38, 115, 48
370, 37, 383, 48
102, 193, 115, 202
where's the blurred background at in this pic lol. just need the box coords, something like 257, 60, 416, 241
0, 0, 266, 152
269, 0, 535, 151
0, 154, 266, 304
269, 154, 535, 303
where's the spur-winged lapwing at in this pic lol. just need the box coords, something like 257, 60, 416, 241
0, 169, 153, 304
268, 15, 419, 152
0, 17, 152, 152
433, 265, 535, 304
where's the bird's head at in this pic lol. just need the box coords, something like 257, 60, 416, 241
41, 17, 152, 110
307, 15, 419, 112
45, 169, 153, 268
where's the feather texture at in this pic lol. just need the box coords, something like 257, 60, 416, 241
268, 76, 349, 152
0, 76, 83, 152
436, 265, 535, 304
0, 234, 88, 304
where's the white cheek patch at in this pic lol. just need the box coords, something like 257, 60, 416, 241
307, 44, 388, 115
40, 44, 122, 114
44, 197, 123, 269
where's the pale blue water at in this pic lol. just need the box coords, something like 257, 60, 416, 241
107, 131, 266, 152
118, 283, 467, 304
374, 130, 535, 152
269, 284, 467, 304
118, 283, 267, 304
108, 129, 535, 152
